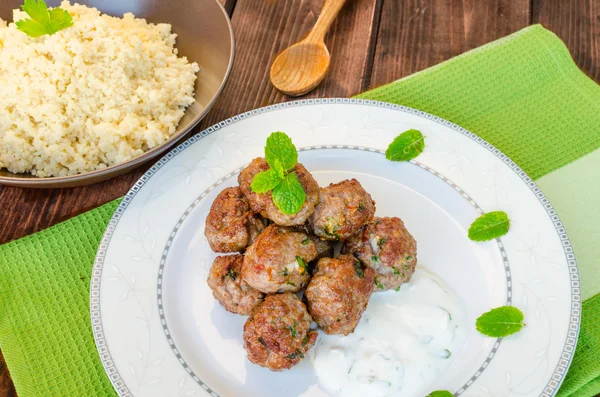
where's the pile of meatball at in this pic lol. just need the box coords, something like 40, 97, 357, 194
205, 158, 417, 371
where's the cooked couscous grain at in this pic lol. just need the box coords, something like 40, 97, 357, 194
0, 1, 199, 177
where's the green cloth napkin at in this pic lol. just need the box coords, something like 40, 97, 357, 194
1, 24, 599, 397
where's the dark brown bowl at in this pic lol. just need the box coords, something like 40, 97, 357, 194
0, 0, 234, 188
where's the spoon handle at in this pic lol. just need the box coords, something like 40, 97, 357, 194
306, 0, 348, 43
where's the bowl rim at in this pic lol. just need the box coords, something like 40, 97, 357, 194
0, 0, 236, 188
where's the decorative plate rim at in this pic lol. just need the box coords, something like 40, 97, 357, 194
90, 98, 581, 397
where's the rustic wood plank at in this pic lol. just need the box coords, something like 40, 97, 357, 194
533, 0, 600, 82
0, 354, 16, 397
200, 0, 382, 127
368, 0, 530, 88
219, 0, 237, 16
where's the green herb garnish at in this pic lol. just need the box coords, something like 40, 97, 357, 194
468, 211, 510, 242
385, 129, 425, 162
296, 256, 307, 274
374, 277, 384, 290
285, 350, 304, 360
353, 260, 364, 278
394, 286, 401, 292
426, 391, 453, 397
476, 306, 525, 337
371, 256, 379, 263
288, 321, 298, 338
378, 238, 387, 247
392, 267, 400, 275
302, 335, 309, 345
250, 132, 305, 214
285, 280, 296, 287
405, 255, 413, 261
225, 268, 237, 280
302, 238, 310, 245
279, 268, 289, 276
358, 202, 365, 212
16, 0, 73, 38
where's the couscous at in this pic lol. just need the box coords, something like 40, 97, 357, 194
0, 1, 199, 177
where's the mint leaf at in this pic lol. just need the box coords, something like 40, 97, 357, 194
427, 391, 453, 397
385, 129, 425, 162
265, 132, 298, 172
272, 172, 305, 215
250, 169, 281, 193
16, 0, 73, 37
468, 211, 510, 241
476, 306, 525, 337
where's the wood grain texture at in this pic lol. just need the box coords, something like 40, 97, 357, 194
532, 0, 600, 82
368, 0, 530, 88
0, 353, 16, 397
200, 0, 382, 127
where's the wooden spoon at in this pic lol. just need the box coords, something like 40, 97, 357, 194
270, 0, 348, 97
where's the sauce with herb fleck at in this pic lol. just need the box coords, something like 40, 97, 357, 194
311, 267, 466, 397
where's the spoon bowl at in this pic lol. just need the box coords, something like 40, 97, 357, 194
270, 41, 331, 97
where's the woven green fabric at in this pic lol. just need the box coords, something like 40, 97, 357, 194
1, 24, 599, 397
358, 25, 600, 181
0, 200, 120, 397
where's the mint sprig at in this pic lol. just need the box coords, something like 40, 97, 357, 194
385, 129, 425, 162
426, 391, 453, 397
250, 132, 306, 215
476, 306, 525, 337
16, 0, 73, 38
468, 211, 510, 242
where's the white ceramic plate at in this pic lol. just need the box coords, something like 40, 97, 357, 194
91, 99, 580, 397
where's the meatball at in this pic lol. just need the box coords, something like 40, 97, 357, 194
207, 255, 265, 315
243, 293, 318, 371
238, 158, 320, 226
305, 255, 374, 335
342, 217, 417, 292
205, 187, 268, 253
242, 225, 318, 293
310, 179, 376, 241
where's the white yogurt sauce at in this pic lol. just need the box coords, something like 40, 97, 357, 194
311, 266, 466, 397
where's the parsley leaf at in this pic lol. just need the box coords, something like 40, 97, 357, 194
353, 260, 364, 278
296, 256, 307, 274
16, 0, 73, 38
225, 268, 237, 280
468, 211, 510, 242
476, 306, 525, 337
288, 321, 298, 338
250, 169, 281, 193
265, 132, 298, 172
385, 129, 425, 162
374, 277, 384, 290
272, 172, 306, 215
426, 391, 453, 397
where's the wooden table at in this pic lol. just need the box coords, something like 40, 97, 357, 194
0, 0, 598, 395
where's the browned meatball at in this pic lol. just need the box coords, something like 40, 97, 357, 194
207, 255, 265, 315
343, 217, 417, 292
310, 179, 376, 241
304, 255, 374, 335
243, 293, 318, 371
242, 225, 318, 293
205, 187, 268, 253
238, 158, 320, 226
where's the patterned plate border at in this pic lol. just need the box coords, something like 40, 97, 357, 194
90, 98, 581, 397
